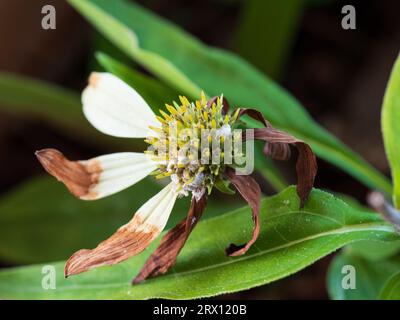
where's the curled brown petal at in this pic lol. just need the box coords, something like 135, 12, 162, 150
224, 166, 261, 256
35, 148, 100, 200
237, 108, 317, 207
237, 108, 272, 127
133, 194, 207, 284
250, 127, 317, 207
207, 96, 230, 114
263, 141, 292, 161
237, 108, 291, 160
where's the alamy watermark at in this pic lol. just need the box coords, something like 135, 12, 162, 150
341, 5, 356, 30
41, 5, 56, 30
341, 264, 356, 290
41, 265, 56, 290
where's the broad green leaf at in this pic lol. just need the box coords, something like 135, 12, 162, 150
0, 72, 80, 126
380, 271, 400, 299
67, 0, 392, 195
347, 240, 400, 261
89, 31, 134, 72
382, 54, 400, 208
0, 187, 398, 299
0, 72, 90, 138
97, 52, 288, 191
0, 176, 237, 264
327, 250, 400, 300
234, 0, 304, 78
331, 195, 400, 261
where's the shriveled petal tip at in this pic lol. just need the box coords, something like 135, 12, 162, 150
36, 149, 97, 200
294, 142, 317, 208
253, 128, 317, 207
224, 167, 261, 256
64, 215, 159, 277
64, 183, 177, 277
133, 194, 207, 284
36, 149, 156, 200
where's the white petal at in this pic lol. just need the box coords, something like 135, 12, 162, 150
82, 72, 159, 138
134, 182, 178, 232
80, 152, 158, 200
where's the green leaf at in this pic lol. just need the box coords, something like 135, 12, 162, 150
0, 72, 80, 124
327, 250, 400, 300
380, 271, 400, 300
382, 54, 400, 208
347, 240, 400, 261
0, 187, 398, 299
233, 0, 304, 78
0, 72, 88, 136
0, 176, 237, 264
67, 0, 392, 195
331, 195, 400, 261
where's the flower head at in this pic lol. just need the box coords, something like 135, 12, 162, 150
145, 92, 239, 200
36, 72, 317, 283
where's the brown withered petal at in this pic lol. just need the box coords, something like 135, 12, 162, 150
237, 108, 291, 160
207, 96, 230, 114
133, 194, 207, 284
65, 215, 160, 277
237, 108, 272, 127
236, 107, 317, 207
250, 127, 317, 207
263, 141, 291, 161
224, 166, 261, 256
35, 148, 99, 200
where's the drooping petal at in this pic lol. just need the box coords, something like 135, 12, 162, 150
237, 107, 317, 207
252, 128, 317, 207
36, 149, 156, 200
64, 183, 178, 277
82, 72, 159, 138
133, 194, 207, 283
238, 108, 291, 160
224, 167, 261, 256
238, 108, 272, 127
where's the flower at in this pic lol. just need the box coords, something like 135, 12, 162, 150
36, 72, 317, 283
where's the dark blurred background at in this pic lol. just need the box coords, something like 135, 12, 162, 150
0, 0, 399, 299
